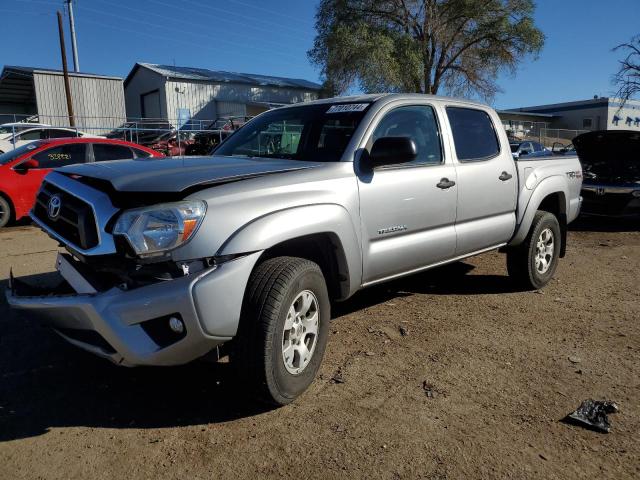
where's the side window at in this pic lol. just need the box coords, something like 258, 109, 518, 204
370, 105, 442, 165
132, 147, 153, 158
47, 129, 77, 139
18, 129, 45, 141
32, 144, 87, 169
93, 144, 135, 162
446, 107, 500, 161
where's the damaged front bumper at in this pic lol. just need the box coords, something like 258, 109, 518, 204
6, 251, 262, 366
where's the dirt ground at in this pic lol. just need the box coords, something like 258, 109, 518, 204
0, 218, 638, 479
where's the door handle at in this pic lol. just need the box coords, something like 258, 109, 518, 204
436, 178, 456, 189
499, 171, 513, 181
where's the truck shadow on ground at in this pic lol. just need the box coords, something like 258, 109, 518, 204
0, 261, 523, 441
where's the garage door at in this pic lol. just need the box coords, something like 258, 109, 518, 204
141, 90, 161, 118
217, 101, 246, 118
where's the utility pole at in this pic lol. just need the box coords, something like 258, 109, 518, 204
57, 11, 75, 127
66, 0, 80, 72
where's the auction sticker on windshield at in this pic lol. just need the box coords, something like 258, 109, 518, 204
326, 104, 369, 113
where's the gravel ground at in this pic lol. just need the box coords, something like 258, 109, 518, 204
0, 219, 638, 479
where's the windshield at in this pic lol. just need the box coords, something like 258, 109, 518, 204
0, 142, 42, 165
510, 143, 520, 153
214, 103, 371, 162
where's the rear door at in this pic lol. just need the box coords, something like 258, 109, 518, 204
445, 106, 517, 256
357, 102, 457, 284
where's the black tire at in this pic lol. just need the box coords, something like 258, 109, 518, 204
507, 211, 561, 290
232, 256, 331, 406
0, 195, 12, 228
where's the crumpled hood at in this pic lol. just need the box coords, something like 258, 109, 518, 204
56, 155, 323, 192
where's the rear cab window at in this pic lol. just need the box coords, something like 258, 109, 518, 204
446, 107, 500, 161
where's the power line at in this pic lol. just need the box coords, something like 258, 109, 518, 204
147, 0, 311, 43
226, 0, 316, 26
3, 8, 55, 16
75, 4, 301, 62
91, 0, 307, 54
13, 0, 57, 7
176, 0, 314, 38
76, 16, 299, 70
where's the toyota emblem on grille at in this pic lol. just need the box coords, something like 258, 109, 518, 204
47, 194, 62, 219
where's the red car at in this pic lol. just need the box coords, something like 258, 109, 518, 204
0, 138, 162, 227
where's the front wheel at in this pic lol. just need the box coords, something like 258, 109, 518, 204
232, 256, 330, 406
0, 196, 12, 228
507, 211, 561, 290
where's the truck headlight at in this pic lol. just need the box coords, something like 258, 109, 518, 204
113, 201, 206, 256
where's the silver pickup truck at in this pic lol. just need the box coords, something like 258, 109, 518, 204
7, 94, 583, 405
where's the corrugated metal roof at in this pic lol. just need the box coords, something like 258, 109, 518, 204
2, 65, 122, 81
132, 63, 322, 90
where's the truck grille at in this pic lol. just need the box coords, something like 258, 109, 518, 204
33, 181, 100, 250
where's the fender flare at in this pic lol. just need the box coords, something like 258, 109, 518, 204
509, 175, 568, 247
217, 203, 362, 299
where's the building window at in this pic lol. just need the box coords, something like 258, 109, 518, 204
582, 117, 593, 129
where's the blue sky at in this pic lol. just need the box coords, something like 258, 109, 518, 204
2, 0, 639, 109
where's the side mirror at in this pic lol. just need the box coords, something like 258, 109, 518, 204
14, 158, 39, 173
519, 150, 529, 156
367, 136, 417, 168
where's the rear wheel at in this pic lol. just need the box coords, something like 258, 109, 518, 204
232, 256, 330, 405
507, 211, 561, 290
0, 196, 12, 228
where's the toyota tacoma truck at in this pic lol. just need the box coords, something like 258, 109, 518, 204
6, 94, 583, 405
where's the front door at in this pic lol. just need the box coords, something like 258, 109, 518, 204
357, 104, 457, 284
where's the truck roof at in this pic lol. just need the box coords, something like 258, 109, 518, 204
302, 93, 489, 109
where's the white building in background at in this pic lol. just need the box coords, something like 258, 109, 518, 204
505, 97, 640, 131
124, 63, 322, 126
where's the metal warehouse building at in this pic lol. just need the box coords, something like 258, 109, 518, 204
124, 63, 322, 126
0, 66, 126, 133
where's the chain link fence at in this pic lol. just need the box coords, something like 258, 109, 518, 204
501, 120, 588, 148
0, 113, 250, 156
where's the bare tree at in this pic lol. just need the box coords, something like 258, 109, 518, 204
613, 35, 640, 104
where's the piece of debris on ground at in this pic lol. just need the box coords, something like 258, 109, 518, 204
562, 399, 619, 433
